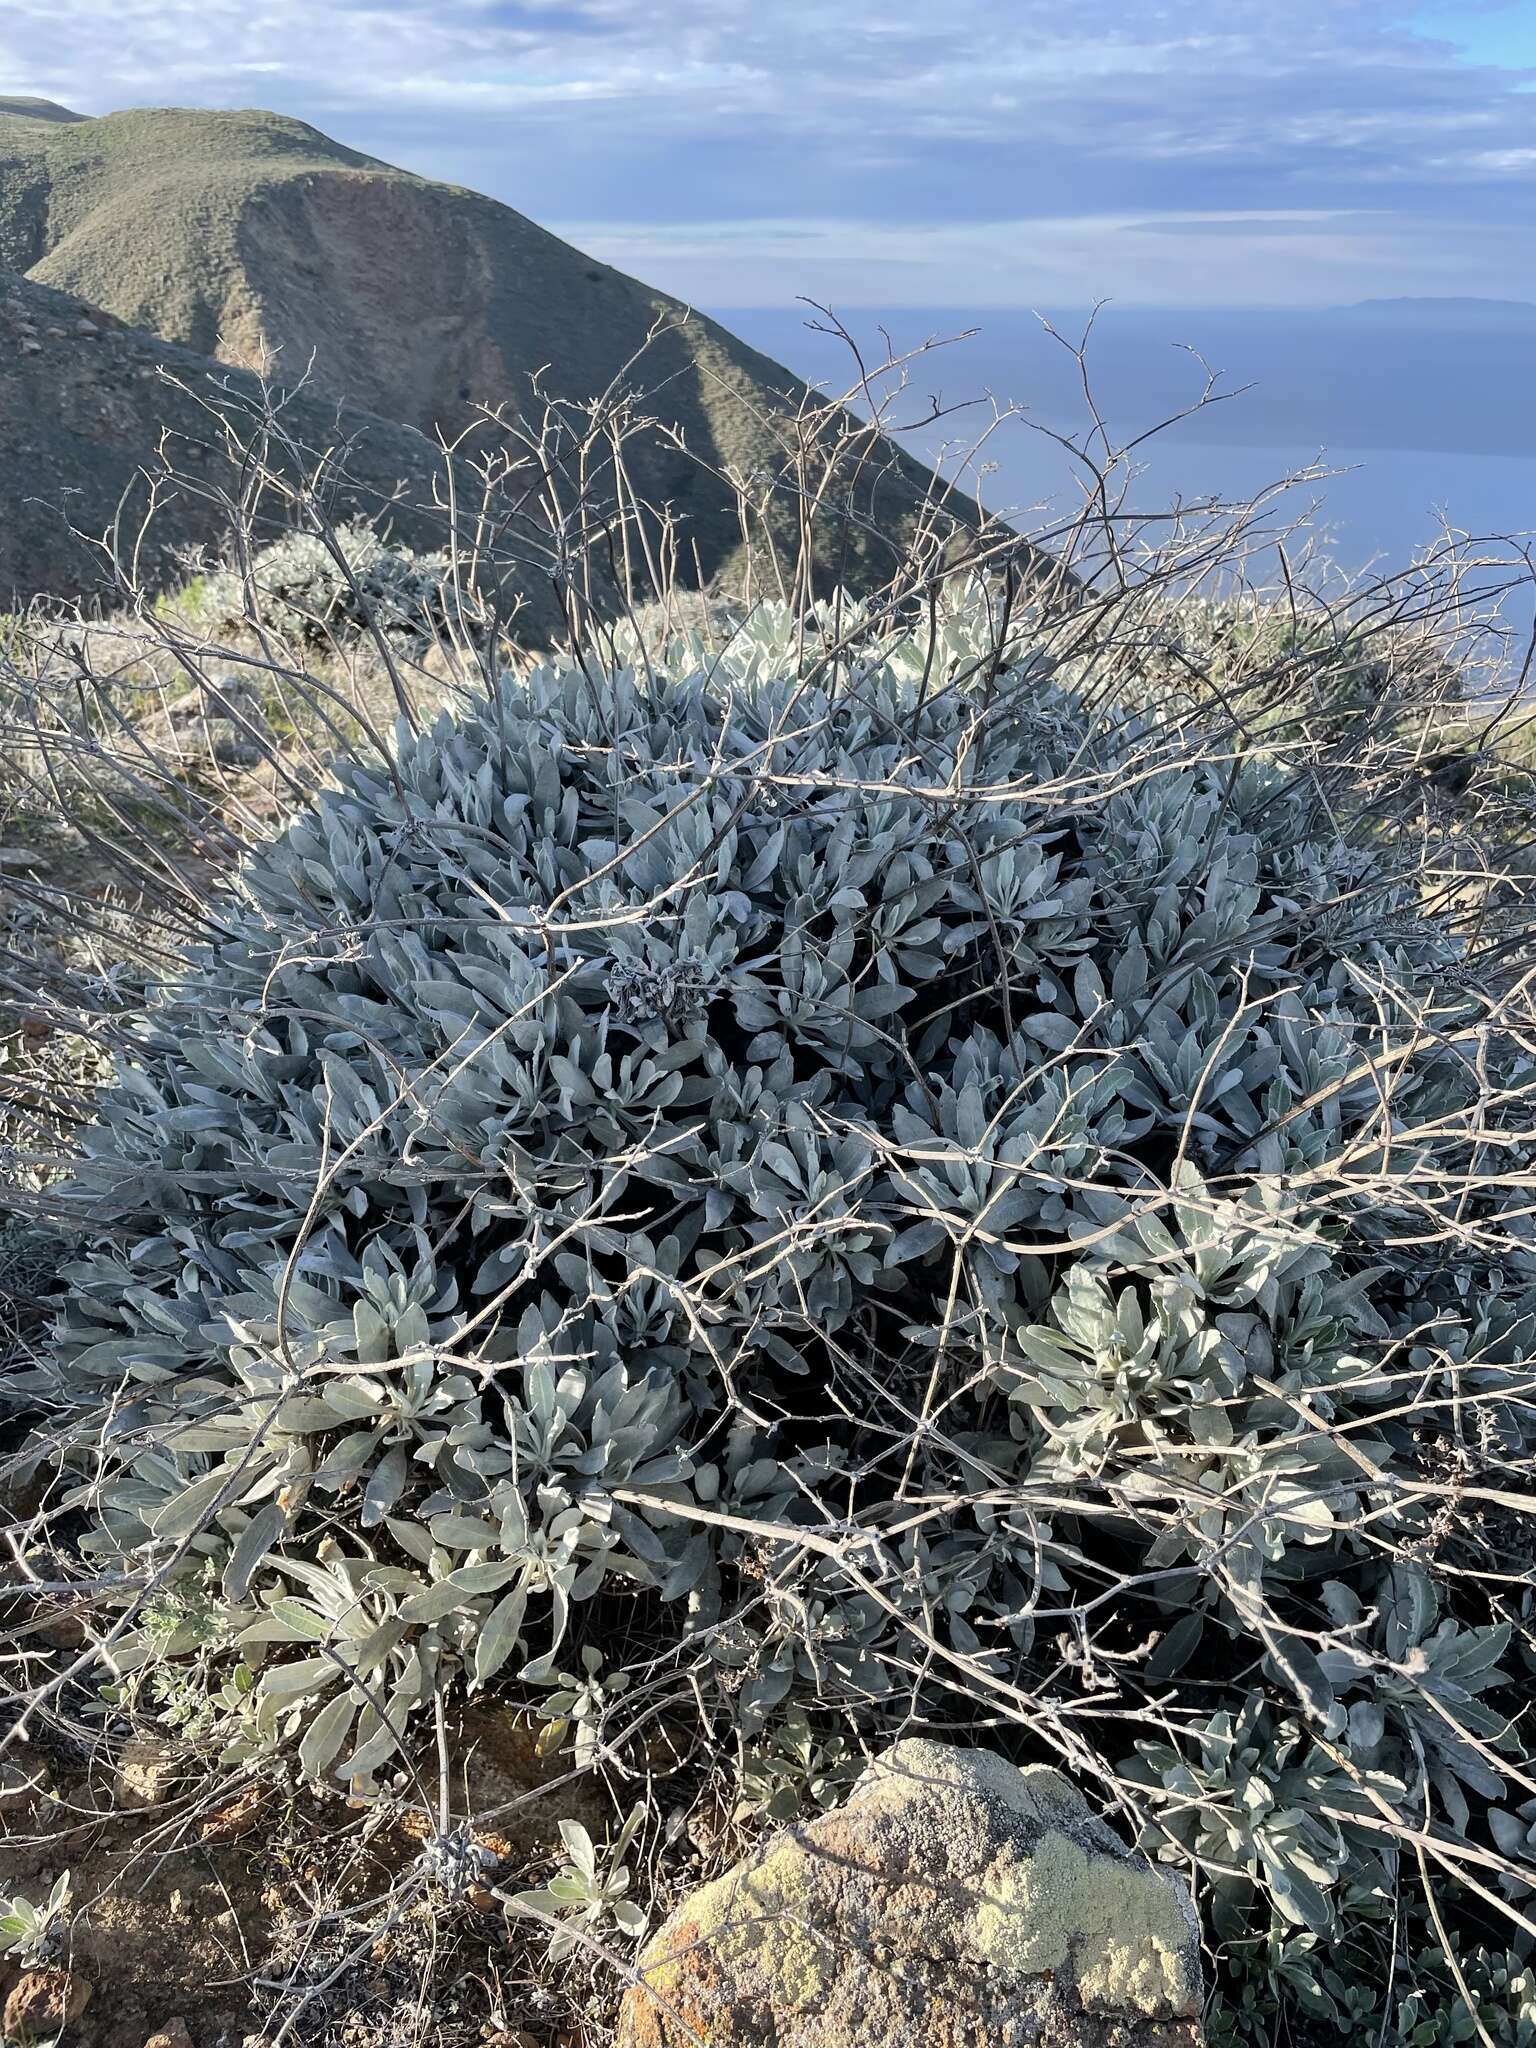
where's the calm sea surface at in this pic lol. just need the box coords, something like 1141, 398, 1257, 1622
721, 304, 1536, 656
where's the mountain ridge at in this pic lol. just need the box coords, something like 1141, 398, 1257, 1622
0, 102, 993, 607
0, 96, 83, 124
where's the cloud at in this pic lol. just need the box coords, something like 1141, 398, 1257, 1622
564, 205, 1535, 309
1, 0, 1532, 305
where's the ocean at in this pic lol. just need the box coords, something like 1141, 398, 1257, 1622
721, 302, 1536, 652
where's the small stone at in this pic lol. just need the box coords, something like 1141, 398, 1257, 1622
4, 1968, 93, 2035
20, 336, 42, 354
36, 1608, 87, 1650
144, 2020, 194, 2048
197, 1782, 269, 1844
74, 318, 99, 337
114, 1734, 179, 1810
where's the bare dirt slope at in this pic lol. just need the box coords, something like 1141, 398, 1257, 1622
0, 270, 508, 618
0, 104, 988, 598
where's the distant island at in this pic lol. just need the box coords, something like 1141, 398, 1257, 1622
1333, 295, 1536, 327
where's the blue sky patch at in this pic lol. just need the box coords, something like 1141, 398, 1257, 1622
1405, 3, 1536, 71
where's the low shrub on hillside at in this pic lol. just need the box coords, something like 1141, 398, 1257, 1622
14, 572, 1536, 2037
197, 521, 454, 647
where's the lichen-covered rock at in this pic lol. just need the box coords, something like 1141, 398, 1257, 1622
616, 1740, 1202, 2048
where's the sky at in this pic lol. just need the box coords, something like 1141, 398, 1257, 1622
4, 0, 1535, 308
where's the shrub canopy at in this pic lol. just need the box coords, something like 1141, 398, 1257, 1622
202, 520, 454, 645
46, 588, 1536, 2011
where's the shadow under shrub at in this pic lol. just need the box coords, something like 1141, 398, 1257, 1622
26, 580, 1536, 2034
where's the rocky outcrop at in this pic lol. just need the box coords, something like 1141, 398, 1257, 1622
617, 1740, 1203, 2048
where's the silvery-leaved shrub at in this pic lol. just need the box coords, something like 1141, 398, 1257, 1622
1391, 1946, 1536, 2047
199, 521, 453, 645
37, 581, 1536, 2018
